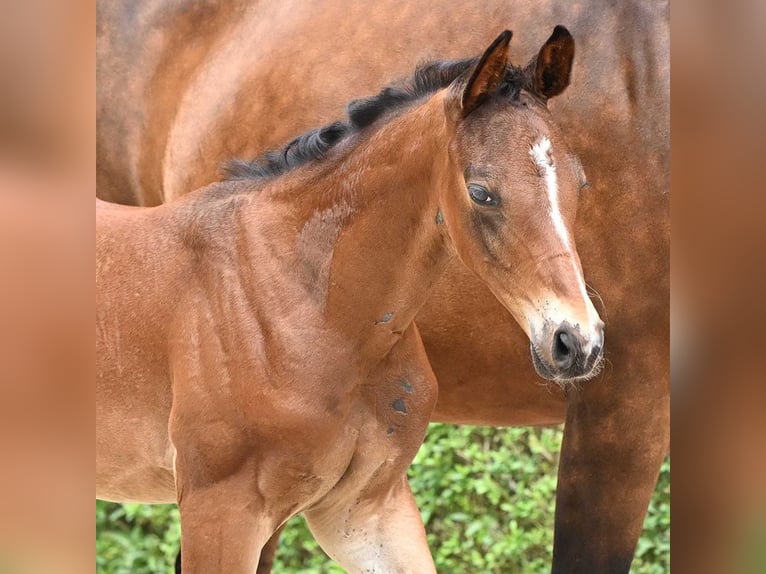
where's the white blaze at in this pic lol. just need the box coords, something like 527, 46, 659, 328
530, 137, 600, 346
530, 137, 570, 251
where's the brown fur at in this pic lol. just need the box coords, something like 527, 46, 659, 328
97, 1, 669, 571
97, 34, 604, 572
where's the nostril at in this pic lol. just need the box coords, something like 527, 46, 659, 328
555, 331, 571, 358
552, 326, 579, 371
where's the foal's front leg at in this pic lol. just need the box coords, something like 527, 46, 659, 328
175, 462, 276, 573
305, 323, 438, 573
174, 525, 282, 574
306, 475, 435, 573
171, 403, 284, 573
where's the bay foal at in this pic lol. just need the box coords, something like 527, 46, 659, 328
97, 30, 602, 572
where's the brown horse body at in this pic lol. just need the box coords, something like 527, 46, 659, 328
97, 1, 669, 571
98, 32, 604, 572
97, 179, 442, 569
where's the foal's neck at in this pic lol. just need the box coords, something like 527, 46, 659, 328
257, 95, 456, 361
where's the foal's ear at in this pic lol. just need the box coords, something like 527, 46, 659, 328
524, 25, 574, 100
458, 30, 512, 117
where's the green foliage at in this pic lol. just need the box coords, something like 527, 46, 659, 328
407, 425, 562, 574
96, 500, 180, 574
737, 509, 766, 574
632, 457, 671, 574
96, 425, 670, 573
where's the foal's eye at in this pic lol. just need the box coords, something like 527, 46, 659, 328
468, 184, 499, 207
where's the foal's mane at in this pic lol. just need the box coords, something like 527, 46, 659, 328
224, 57, 526, 181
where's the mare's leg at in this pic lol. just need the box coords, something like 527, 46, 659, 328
305, 476, 435, 574
551, 359, 669, 572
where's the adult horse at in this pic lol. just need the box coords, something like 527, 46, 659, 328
98, 31, 604, 572
97, 0, 669, 571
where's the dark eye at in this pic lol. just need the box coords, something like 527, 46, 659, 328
468, 184, 499, 207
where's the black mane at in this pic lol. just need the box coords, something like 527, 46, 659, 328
224, 58, 525, 181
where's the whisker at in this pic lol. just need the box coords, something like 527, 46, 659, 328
585, 281, 608, 322
534, 378, 558, 394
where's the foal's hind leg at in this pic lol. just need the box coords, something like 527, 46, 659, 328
305, 475, 436, 573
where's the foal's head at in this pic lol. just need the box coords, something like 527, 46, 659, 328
437, 28, 603, 384
227, 27, 603, 383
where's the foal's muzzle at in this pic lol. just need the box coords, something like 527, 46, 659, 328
530, 322, 604, 383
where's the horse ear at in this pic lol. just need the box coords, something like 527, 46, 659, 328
459, 30, 512, 117
524, 25, 574, 100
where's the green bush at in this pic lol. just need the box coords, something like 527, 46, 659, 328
96, 425, 670, 573
96, 500, 180, 574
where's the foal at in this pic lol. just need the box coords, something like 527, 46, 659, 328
96, 29, 603, 572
